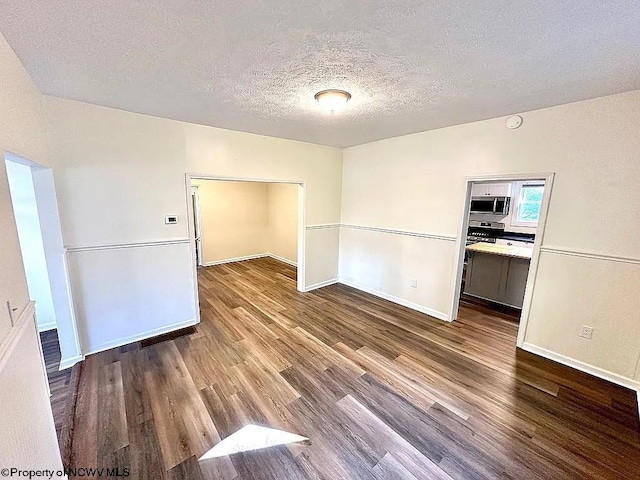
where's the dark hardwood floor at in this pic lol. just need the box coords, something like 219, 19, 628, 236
62, 257, 639, 479
40, 329, 74, 436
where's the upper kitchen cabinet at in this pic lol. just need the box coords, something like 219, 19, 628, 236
471, 183, 512, 197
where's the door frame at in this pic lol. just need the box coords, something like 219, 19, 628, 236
4, 152, 83, 368
449, 172, 555, 348
190, 185, 203, 267
184, 174, 306, 292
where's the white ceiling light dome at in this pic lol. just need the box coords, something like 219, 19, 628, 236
314, 89, 351, 114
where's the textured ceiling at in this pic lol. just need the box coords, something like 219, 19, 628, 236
1, 1, 639, 147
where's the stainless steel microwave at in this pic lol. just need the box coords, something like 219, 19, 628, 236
470, 196, 510, 215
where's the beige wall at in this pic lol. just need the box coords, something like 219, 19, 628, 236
0, 32, 63, 471
341, 90, 640, 386
193, 180, 269, 264
192, 180, 298, 266
267, 183, 298, 265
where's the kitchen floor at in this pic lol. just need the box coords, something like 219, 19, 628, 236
47, 257, 640, 479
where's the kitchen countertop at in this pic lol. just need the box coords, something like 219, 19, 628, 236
466, 242, 533, 260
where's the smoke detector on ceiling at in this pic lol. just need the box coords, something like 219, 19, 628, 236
506, 115, 523, 129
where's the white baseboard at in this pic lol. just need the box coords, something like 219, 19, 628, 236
84, 318, 199, 357
202, 253, 269, 266
522, 342, 640, 392
38, 322, 57, 332
338, 279, 450, 322
267, 253, 297, 267
59, 354, 84, 371
304, 278, 339, 292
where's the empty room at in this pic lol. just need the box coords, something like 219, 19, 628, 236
0, 2, 639, 479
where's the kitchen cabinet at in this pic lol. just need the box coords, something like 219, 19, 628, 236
504, 257, 531, 308
471, 182, 512, 197
464, 250, 530, 308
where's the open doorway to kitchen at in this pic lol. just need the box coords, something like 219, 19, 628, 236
450, 173, 554, 346
185, 175, 306, 294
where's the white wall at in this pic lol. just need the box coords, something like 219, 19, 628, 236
45, 96, 342, 355
5, 160, 57, 330
0, 31, 63, 471
341, 90, 640, 387
67, 242, 196, 353
267, 183, 298, 265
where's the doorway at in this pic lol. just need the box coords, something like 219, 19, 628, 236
450, 173, 554, 347
4, 152, 80, 440
185, 175, 306, 293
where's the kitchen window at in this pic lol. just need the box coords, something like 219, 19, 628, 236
512, 182, 544, 227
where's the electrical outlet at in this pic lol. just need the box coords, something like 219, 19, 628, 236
579, 325, 594, 339
410, 279, 418, 288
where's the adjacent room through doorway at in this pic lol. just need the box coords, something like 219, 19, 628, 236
189, 178, 302, 286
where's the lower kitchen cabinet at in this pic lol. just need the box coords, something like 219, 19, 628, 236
464, 251, 530, 308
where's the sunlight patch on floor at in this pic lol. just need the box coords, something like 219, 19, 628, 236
199, 425, 309, 460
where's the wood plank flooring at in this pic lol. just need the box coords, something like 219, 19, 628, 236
65, 257, 640, 479
40, 329, 74, 436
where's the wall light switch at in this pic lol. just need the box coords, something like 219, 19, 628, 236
579, 325, 594, 339
410, 279, 418, 288
165, 215, 178, 225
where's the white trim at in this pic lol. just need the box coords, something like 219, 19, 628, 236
84, 318, 198, 357
306, 223, 341, 230
522, 342, 640, 392
539, 246, 640, 265
186, 173, 304, 185
296, 184, 306, 292
62, 250, 84, 360
268, 253, 297, 267
38, 322, 57, 332
191, 185, 203, 267
339, 279, 449, 321
65, 238, 191, 252
464, 172, 555, 183
340, 223, 457, 242
184, 176, 202, 327
304, 278, 339, 292
59, 354, 84, 370
202, 253, 270, 267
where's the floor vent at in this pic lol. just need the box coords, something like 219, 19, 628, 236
140, 326, 197, 348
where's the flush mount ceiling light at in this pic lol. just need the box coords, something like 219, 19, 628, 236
314, 89, 351, 114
